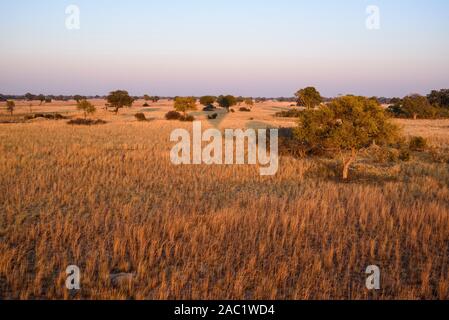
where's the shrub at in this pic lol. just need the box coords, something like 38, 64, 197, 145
409, 136, 427, 151
134, 113, 147, 121
208, 113, 218, 120
165, 111, 181, 120
143, 102, 149, 107
25, 113, 67, 120
68, 118, 106, 125
239, 107, 251, 112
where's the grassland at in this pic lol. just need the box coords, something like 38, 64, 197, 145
0, 99, 448, 299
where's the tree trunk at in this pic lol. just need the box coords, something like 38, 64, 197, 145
342, 148, 357, 180
413, 113, 418, 120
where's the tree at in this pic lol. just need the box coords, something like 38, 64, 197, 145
77, 99, 96, 119
295, 87, 322, 109
37, 94, 45, 105
402, 94, 433, 120
143, 94, 151, 102
294, 95, 399, 180
236, 96, 245, 105
106, 90, 134, 114
217, 95, 237, 112
174, 97, 197, 116
427, 89, 449, 109
244, 98, 254, 108
6, 100, 15, 115
151, 96, 160, 103
25, 93, 35, 101
74, 95, 86, 103
199, 96, 216, 107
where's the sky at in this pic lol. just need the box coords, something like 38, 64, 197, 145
0, 0, 448, 97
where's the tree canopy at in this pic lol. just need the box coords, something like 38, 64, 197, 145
174, 97, 197, 115
427, 89, 449, 109
294, 95, 399, 179
6, 100, 15, 115
106, 90, 134, 114
199, 96, 216, 106
217, 95, 237, 112
295, 87, 322, 109
77, 99, 96, 119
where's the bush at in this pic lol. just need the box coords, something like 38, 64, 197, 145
180, 115, 195, 122
409, 136, 427, 151
68, 118, 107, 126
239, 107, 251, 112
134, 113, 147, 121
25, 113, 67, 120
208, 113, 218, 120
165, 111, 181, 120
143, 102, 149, 107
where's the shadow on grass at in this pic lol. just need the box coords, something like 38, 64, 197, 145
304, 159, 401, 185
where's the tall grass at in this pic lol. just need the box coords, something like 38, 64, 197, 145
0, 104, 448, 299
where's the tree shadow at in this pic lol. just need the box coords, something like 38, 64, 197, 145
305, 159, 401, 185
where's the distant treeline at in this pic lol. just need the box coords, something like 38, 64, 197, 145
0, 93, 393, 104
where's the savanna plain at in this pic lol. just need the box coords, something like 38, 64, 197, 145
0, 99, 448, 299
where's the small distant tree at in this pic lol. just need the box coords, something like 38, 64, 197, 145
143, 94, 151, 102
6, 100, 15, 115
37, 94, 45, 105
74, 95, 86, 103
77, 99, 96, 119
236, 96, 245, 105
174, 97, 197, 116
199, 96, 216, 107
294, 96, 400, 180
106, 90, 134, 114
244, 98, 254, 108
217, 95, 237, 112
151, 96, 160, 103
45, 97, 52, 104
402, 94, 433, 120
427, 89, 449, 109
25, 93, 35, 101
295, 87, 322, 109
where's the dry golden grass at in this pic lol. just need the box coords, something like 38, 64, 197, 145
0, 100, 448, 299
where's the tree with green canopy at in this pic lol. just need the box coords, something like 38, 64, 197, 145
294, 95, 400, 180
77, 99, 96, 119
106, 90, 134, 114
217, 95, 237, 112
295, 87, 322, 109
174, 97, 197, 116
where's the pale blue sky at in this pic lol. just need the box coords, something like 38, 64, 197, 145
1, 0, 448, 97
